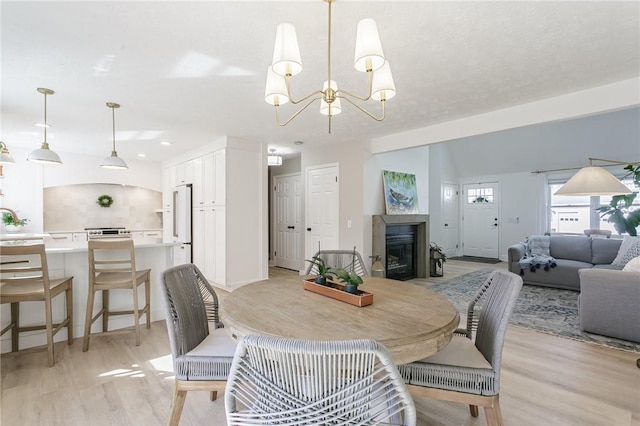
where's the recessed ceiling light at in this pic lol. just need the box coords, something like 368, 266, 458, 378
137, 153, 146, 158
294, 140, 304, 145
34, 122, 51, 128
160, 141, 171, 146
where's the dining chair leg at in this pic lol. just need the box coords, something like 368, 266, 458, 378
44, 298, 55, 367
10, 303, 19, 352
132, 284, 141, 346
83, 288, 96, 352
483, 396, 504, 426
168, 385, 187, 426
66, 285, 74, 345
469, 404, 479, 417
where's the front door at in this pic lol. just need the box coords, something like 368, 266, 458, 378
462, 182, 500, 258
305, 164, 339, 260
274, 173, 303, 271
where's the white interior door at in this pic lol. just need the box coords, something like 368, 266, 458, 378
442, 183, 459, 256
306, 164, 339, 260
274, 173, 303, 271
462, 182, 500, 258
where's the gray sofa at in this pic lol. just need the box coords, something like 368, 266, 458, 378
578, 268, 640, 343
507, 235, 623, 291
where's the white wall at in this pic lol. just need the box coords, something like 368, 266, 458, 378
362, 145, 429, 263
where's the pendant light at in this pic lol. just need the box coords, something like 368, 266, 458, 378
267, 148, 282, 166
0, 141, 16, 164
101, 102, 128, 170
27, 88, 62, 164
553, 158, 632, 196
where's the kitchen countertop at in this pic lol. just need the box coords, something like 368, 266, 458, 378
0, 234, 179, 253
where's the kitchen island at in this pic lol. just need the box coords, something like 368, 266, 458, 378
0, 235, 182, 354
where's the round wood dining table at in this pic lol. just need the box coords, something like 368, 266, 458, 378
220, 276, 460, 365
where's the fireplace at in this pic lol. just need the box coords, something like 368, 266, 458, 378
372, 214, 429, 280
385, 225, 417, 280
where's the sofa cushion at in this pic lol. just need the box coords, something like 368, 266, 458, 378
611, 236, 640, 265
591, 238, 623, 264
612, 241, 640, 267
550, 236, 592, 263
592, 264, 625, 271
518, 259, 592, 290
622, 256, 640, 272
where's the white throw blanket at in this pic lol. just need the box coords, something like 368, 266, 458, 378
518, 235, 557, 275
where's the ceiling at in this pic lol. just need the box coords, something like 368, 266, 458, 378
2, 1, 639, 164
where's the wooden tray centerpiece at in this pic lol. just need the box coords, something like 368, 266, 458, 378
303, 278, 373, 307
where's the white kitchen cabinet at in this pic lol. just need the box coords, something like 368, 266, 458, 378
143, 230, 162, 240
72, 232, 87, 242
131, 231, 144, 239
192, 205, 226, 285
193, 150, 226, 207
47, 233, 73, 243
170, 160, 196, 187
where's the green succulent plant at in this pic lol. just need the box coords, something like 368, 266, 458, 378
2, 212, 29, 226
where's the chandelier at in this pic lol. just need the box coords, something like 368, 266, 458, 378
267, 148, 283, 166
264, 0, 396, 133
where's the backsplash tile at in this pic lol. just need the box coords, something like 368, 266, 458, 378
44, 184, 162, 231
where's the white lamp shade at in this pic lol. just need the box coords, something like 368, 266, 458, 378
101, 152, 128, 169
371, 61, 396, 101
0, 149, 15, 164
354, 18, 385, 72
272, 23, 302, 76
320, 80, 342, 116
27, 144, 62, 164
265, 67, 290, 106
554, 166, 632, 196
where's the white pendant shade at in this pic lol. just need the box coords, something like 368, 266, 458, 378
101, 152, 128, 169
371, 61, 396, 101
554, 166, 632, 196
354, 19, 385, 72
272, 23, 302, 77
265, 66, 290, 106
0, 142, 15, 164
320, 80, 342, 116
27, 143, 62, 164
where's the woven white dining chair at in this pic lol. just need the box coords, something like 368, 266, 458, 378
224, 335, 416, 425
160, 264, 236, 426
305, 249, 369, 276
400, 270, 522, 426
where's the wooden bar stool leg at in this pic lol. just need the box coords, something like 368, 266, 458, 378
44, 298, 55, 367
66, 286, 74, 345
102, 289, 110, 332
10, 302, 19, 352
145, 275, 151, 329
132, 283, 141, 346
83, 287, 96, 352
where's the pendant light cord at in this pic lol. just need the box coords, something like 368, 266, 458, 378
112, 105, 116, 152
43, 91, 48, 143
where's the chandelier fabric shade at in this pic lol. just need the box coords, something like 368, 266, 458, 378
101, 102, 128, 170
27, 88, 62, 165
554, 166, 632, 196
265, 0, 395, 132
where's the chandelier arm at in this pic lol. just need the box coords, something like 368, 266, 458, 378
336, 71, 373, 101
340, 96, 386, 122
285, 75, 324, 104
275, 97, 322, 126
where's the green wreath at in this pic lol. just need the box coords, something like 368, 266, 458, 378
97, 194, 114, 208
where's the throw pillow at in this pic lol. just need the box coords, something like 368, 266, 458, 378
622, 255, 640, 272
611, 236, 640, 266
613, 241, 640, 267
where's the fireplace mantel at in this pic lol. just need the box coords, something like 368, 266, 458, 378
372, 215, 430, 278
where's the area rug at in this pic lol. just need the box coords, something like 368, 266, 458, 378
448, 256, 502, 264
422, 268, 640, 353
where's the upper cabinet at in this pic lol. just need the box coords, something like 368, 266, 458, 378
170, 160, 195, 187
193, 150, 226, 207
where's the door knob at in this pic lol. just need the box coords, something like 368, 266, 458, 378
494, 223, 498, 227
307, 228, 312, 231
444, 223, 449, 227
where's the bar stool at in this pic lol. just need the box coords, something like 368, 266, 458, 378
0, 243, 73, 367
83, 239, 150, 352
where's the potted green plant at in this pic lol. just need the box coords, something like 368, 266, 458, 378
328, 267, 363, 294
305, 255, 334, 285
2, 212, 29, 233
596, 164, 640, 236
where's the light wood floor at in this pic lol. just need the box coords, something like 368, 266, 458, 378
1, 260, 639, 426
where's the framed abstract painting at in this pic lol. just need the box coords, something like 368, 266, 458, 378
382, 170, 419, 214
